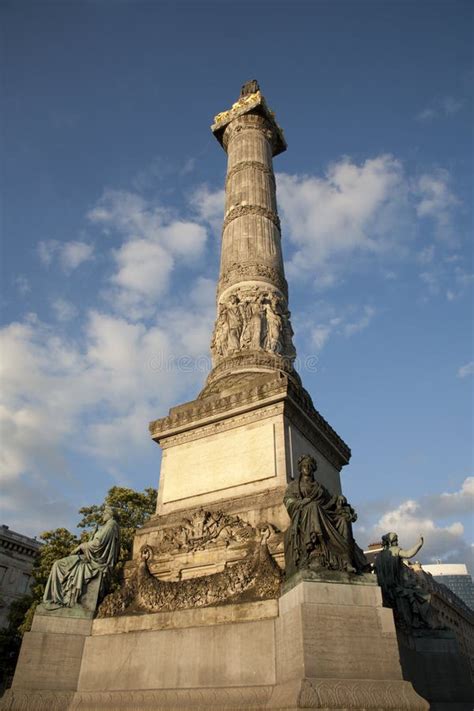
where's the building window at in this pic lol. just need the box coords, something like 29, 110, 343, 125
21, 574, 31, 593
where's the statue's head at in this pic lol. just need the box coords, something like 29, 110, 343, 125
298, 454, 317, 479
103, 506, 116, 522
382, 532, 398, 548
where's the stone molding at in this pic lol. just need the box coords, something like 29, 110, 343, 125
222, 113, 276, 150
0, 690, 75, 711
159, 403, 283, 449
222, 204, 280, 232
219, 263, 287, 297
212, 89, 286, 157
141, 486, 287, 532
297, 678, 428, 709
225, 160, 275, 187
1, 679, 428, 710
203, 352, 298, 391
149, 374, 350, 469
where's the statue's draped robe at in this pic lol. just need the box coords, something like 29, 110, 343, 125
43, 519, 120, 607
283, 479, 358, 576
375, 546, 433, 628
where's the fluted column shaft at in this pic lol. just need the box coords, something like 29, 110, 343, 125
218, 114, 287, 299
203, 90, 296, 395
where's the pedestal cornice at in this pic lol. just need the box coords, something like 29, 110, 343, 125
149, 373, 350, 471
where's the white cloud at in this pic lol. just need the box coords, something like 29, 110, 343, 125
427, 477, 474, 517
196, 156, 462, 292
308, 305, 375, 352
343, 305, 376, 337
60, 241, 94, 270
457, 361, 474, 379
15, 275, 31, 295
442, 96, 464, 115
190, 185, 225, 234
51, 297, 78, 322
88, 189, 207, 318
277, 155, 412, 287
356, 478, 474, 572
111, 239, 174, 298
311, 325, 332, 351
417, 245, 435, 265
416, 97, 464, 122
415, 170, 459, 240
418, 260, 473, 301
38, 240, 94, 272
416, 108, 437, 122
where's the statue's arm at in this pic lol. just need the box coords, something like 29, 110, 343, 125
284, 494, 307, 518
399, 536, 424, 559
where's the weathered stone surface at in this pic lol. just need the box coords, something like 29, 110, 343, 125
92, 598, 278, 635
77, 617, 276, 691
276, 579, 408, 684
11, 615, 91, 692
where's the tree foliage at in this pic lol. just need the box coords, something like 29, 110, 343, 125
0, 594, 34, 692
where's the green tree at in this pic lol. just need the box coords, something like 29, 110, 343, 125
0, 594, 34, 692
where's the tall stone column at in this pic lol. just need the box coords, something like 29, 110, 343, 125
148, 81, 350, 523
204, 82, 297, 396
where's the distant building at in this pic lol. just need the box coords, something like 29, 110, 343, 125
0, 525, 42, 628
421, 563, 474, 610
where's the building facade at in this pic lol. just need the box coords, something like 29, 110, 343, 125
421, 563, 474, 610
0, 525, 41, 628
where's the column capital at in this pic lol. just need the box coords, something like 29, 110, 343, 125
211, 90, 287, 156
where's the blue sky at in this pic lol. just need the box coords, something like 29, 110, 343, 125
1, 0, 472, 570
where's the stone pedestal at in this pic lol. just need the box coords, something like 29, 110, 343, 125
397, 628, 473, 709
140, 373, 350, 584
271, 576, 428, 710
2, 578, 428, 710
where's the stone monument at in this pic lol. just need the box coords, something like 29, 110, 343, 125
3, 82, 431, 710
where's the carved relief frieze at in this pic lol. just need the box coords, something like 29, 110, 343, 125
221, 113, 275, 148
222, 204, 280, 232
154, 508, 255, 554
225, 160, 275, 187
210, 286, 296, 365
219, 262, 288, 296
97, 519, 282, 617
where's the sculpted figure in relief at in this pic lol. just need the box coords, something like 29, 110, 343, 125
211, 305, 228, 357
211, 288, 296, 361
226, 294, 244, 352
264, 295, 283, 353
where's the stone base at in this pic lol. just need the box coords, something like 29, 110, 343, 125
0, 679, 427, 710
397, 628, 473, 708
2, 578, 429, 710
